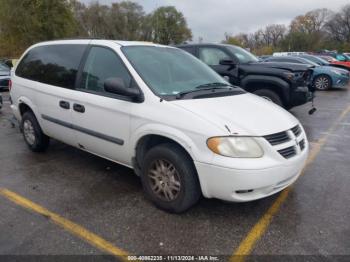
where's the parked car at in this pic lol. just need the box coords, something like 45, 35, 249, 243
264, 56, 350, 90
10, 40, 309, 213
258, 55, 271, 61
177, 43, 314, 109
0, 93, 2, 110
317, 53, 350, 70
300, 54, 350, 72
0, 58, 18, 68
0, 62, 11, 91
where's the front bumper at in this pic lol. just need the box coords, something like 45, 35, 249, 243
290, 86, 313, 107
194, 142, 308, 202
332, 74, 350, 89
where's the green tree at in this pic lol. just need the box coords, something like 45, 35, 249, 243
0, 0, 77, 57
150, 6, 192, 45
222, 33, 244, 47
109, 1, 145, 40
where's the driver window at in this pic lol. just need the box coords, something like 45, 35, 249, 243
199, 48, 230, 66
80, 46, 131, 93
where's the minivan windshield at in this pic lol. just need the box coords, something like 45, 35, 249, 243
122, 46, 232, 97
225, 45, 259, 63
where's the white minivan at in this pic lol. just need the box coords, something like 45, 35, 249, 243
11, 40, 309, 213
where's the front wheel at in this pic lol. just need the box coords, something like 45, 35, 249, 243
313, 75, 332, 90
141, 143, 201, 213
252, 89, 283, 106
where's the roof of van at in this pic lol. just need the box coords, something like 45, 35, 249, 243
32, 39, 164, 47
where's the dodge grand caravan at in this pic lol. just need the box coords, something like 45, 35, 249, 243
11, 40, 309, 213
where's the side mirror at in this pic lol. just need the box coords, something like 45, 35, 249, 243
104, 77, 141, 99
219, 59, 236, 66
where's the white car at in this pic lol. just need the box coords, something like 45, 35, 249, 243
10, 40, 309, 213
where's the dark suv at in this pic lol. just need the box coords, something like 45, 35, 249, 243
177, 44, 314, 109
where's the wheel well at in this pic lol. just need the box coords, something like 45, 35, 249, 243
244, 82, 285, 105
134, 135, 193, 174
19, 103, 33, 116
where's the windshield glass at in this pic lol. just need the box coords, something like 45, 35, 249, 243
296, 57, 319, 66
122, 46, 229, 96
225, 45, 259, 63
301, 55, 329, 65
343, 54, 350, 60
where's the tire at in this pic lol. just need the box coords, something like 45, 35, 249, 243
252, 89, 283, 106
21, 111, 49, 152
141, 143, 201, 213
313, 75, 332, 91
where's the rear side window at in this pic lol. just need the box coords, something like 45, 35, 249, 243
199, 47, 230, 66
180, 46, 196, 56
16, 44, 86, 89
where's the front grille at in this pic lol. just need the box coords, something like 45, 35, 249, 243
291, 125, 301, 137
299, 139, 305, 151
264, 131, 290, 145
278, 146, 296, 159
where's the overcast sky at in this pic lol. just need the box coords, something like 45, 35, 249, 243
81, 0, 349, 42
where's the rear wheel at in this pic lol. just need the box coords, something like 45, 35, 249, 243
21, 112, 49, 152
313, 75, 332, 90
141, 143, 201, 213
252, 89, 283, 106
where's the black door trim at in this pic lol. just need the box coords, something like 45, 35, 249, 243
41, 114, 124, 146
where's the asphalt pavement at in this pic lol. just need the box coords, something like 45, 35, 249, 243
0, 88, 349, 261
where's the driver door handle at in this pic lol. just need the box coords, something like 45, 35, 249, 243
59, 100, 70, 109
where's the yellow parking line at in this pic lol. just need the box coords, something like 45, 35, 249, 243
230, 105, 350, 262
0, 188, 130, 260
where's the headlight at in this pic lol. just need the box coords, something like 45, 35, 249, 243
283, 72, 295, 81
207, 137, 264, 158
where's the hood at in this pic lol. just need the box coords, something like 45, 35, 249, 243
254, 61, 313, 72
172, 93, 299, 136
321, 66, 349, 74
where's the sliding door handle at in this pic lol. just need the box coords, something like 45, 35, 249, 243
73, 103, 85, 113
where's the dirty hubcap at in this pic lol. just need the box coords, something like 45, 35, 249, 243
23, 120, 36, 145
148, 159, 181, 202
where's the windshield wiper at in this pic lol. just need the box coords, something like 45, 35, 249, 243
176, 83, 234, 99
195, 82, 233, 89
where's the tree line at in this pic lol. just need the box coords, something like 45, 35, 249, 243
0, 0, 192, 57
1, 1, 349, 58
223, 5, 350, 55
